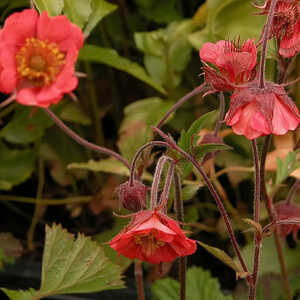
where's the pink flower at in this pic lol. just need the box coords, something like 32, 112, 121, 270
109, 209, 197, 264
275, 201, 300, 239
199, 39, 257, 91
225, 83, 300, 140
279, 19, 300, 57
0, 9, 84, 107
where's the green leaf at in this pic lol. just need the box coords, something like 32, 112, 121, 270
152, 266, 233, 300
84, 0, 118, 36
197, 240, 242, 274
178, 110, 216, 151
0, 106, 54, 144
275, 150, 300, 185
34, 224, 124, 298
68, 158, 153, 181
1, 288, 37, 300
64, 0, 92, 28
237, 236, 300, 276
0, 141, 36, 190
188, 0, 266, 49
133, 0, 182, 24
118, 97, 173, 160
79, 45, 166, 94
59, 102, 92, 125
95, 216, 132, 270
34, 0, 64, 16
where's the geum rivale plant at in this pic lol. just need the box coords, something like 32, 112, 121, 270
1, 0, 300, 300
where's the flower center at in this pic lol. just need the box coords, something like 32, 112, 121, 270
134, 231, 165, 257
16, 37, 65, 86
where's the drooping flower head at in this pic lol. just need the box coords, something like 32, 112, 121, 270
225, 81, 300, 140
118, 180, 147, 212
255, 0, 300, 57
275, 201, 300, 240
0, 9, 84, 107
109, 209, 197, 264
199, 39, 257, 92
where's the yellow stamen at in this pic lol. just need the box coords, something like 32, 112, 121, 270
134, 232, 165, 257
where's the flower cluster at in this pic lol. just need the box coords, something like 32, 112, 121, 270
199, 0, 300, 140
0, 9, 83, 107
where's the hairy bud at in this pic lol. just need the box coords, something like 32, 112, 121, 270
118, 180, 147, 212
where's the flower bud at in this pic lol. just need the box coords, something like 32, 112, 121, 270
118, 180, 147, 212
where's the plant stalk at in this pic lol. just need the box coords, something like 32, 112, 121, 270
43, 108, 130, 169
135, 261, 146, 300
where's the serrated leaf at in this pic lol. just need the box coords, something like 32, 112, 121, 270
59, 102, 91, 125
178, 110, 216, 151
68, 158, 153, 181
0, 106, 54, 144
79, 45, 166, 94
1, 288, 37, 300
152, 266, 233, 300
0, 141, 36, 190
34, 224, 124, 298
197, 240, 241, 274
64, 0, 92, 28
34, 0, 63, 16
84, 0, 118, 36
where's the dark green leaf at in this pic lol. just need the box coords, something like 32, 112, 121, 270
84, 0, 117, 36
59, 102, 92, 125
1, 288, 37, 300
152, 266, 233, 300
79, 45, 166, 94
0, 141, 36, 190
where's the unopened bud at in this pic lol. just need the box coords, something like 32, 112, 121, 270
118, 180, 147, 212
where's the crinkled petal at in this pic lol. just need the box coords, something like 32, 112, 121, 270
1, 9, 38, 46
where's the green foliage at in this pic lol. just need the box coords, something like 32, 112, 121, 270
79, 45, 166, 94
188, 0, 266, 49
84, 0, 117, 36
34, 0, 64, 16
0, 0, 29, 20
0, 106, 54, 144
34, 0, 116, 34
2, 224, 124, 299
59, 102, 92, 126
135, 20, 196, 90
0, 141, 36, 190
133, 0, 182, 24
178, 110, 216, 152
2, 288, 37, 300
152, 266, 233, 300
275, 150, 300, 185
117, 97, 173, 161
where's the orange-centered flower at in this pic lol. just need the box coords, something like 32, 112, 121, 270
0, 9, 84, 107
109, 210, 197, 264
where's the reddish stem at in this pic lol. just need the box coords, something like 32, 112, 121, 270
135, 261, 145, 300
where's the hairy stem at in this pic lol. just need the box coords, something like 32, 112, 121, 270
135, 261, 146, 300
159, 161, 175, 209
258, 0, 278, 88
248, 140, 262, 300
129, 141, 168, 186
156, 84, 205, 129
43, 108, 130, 169
174, 172, 186, 300
153, 127, 250, 283
214, 92, 226, 136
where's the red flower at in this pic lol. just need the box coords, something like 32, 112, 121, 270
109, 210, 196, 264
279, 19, 300, 57
255, 0, 300, 57
275, 201, 300, 239
199, 39, 257, 91
0, 9, 83, 107
225, 82, 300, 140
